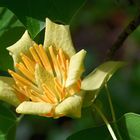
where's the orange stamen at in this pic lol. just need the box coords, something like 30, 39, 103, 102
8, 44, 81, 106
15, 62, 35, 83
20, 53, 35, 73
42, 84, 58, 104
29, 46, 42, 66
49, 46, 61, 78
54, 78, 65, 100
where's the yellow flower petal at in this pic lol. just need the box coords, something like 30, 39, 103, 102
66, 49, 86, 88
0, 76, 20, 106
43, 18, 76, 57
55, 93, 83, 118
16, 101, 53, 115
7, 31, 33, 68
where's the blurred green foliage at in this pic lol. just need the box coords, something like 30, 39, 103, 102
0, 103, 17, 140
0, 0, 86, 38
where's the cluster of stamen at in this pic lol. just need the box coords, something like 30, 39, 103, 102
8, 43, 81, 105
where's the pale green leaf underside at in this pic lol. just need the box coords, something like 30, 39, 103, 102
81, 61, 124, 90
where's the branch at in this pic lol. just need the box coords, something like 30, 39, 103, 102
106, 14, 140, 60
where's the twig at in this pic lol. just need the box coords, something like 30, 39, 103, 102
106, 13, 140, 60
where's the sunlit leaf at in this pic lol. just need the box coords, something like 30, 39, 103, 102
118, 113, 140, 140
0, 7, 23, 36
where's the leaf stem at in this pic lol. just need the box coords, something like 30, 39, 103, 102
105, 83, 116, 122
94, 105, 117, 140
17, 114, 24, 123
105, 83, 123, 140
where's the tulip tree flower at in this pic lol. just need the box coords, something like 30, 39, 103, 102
0, 18, 124, 118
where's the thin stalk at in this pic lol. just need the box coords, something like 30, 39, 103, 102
105, 83, 116, 122
17, 114, 24, 122
94, 105, 117, 140
105, 84, 123, 140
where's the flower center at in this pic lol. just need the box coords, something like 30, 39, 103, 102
8, 43, 81, 105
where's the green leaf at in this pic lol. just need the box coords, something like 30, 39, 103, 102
0, 0, 86, 38
81, 61, 124, 91
67, 125, 111, 140
67, 113, 140, 140
0, 7, 23, 36
0, 7, 25, 71
0, 27, 25, 71
118, 113, 140, 140
0, 103, 17, 140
